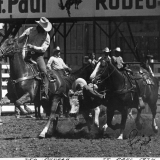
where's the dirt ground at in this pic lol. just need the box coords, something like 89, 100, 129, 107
0, 113, 160, 158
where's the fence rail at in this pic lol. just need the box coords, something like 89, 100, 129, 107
0, 63, 38, 114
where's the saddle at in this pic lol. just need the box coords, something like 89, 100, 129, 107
26, 61, 41, 81
130, 67, 154, 85
26, 59, 56, 83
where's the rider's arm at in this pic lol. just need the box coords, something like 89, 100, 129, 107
61, 59, 71, 70
47, 56, 54, 70
17, 27, 32, 43
28, 34, 50, 53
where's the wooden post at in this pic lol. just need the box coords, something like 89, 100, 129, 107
109, 21, 112, 56
93, 19, 96, 54
64, 21, 67, 63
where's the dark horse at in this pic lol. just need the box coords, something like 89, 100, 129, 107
39, 63, 94, 138
90, 56, 159, 139
0, 36, 94, 138
0, 36, 43, 118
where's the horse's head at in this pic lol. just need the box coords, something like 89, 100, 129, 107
0, 36, 18, 58
90, 56, 111, 84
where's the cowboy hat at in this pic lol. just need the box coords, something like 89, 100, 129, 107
114, 47, 122, 52
102, 47, 111, 53
35, 17, 52, 32
72, 78, 87, 92
53, 46, 60, 53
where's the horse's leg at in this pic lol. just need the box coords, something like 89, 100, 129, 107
24, 104, 33, 114
149, 103, 158, 133
59, 98, 64, 118
128, 108, 134, 119
102, 109, 115, 132
39, 95, 60, 138
34, 102, 42, 119
93, 106, 100, 128
117, 109, 128, 140
83, 110, 92, 131
15, 104, 27, 115
15, 93, 31, 106
135, 107, 143, 130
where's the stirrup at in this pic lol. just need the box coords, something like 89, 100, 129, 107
27, 58, 37, 65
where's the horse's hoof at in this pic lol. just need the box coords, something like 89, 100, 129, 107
102, 124, 108, 132
39, 133, 46, 138
153, 126, 158, 133
117, 134, 123, 140
45, 133, 52, 138
15, 115, 20, 119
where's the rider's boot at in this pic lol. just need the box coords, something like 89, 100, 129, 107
41, 72, 49, 100
138, 97, 145, 109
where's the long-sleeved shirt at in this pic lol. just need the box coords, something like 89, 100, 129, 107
18, 27, 50, 54
112, 56, 124, 69
47, 56, 69, 70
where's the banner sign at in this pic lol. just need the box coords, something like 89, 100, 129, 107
0, 0, 159, 19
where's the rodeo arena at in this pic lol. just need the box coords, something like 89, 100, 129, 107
0, 0, 160, 159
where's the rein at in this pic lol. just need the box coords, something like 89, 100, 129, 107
11, 73, 39, 84
97, 63, 116, 84
96, 59, 135, 96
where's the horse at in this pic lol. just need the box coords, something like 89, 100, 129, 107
0, 36, 44, 119
39, 63, 95, 138
90, 56, 159, 139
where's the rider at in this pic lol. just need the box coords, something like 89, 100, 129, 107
141, 54, 155, 77
18, 17, 52, 100
47, 46, 72, 77
112, 47, 145, 109
87, 52, 97, 69
98, 47, 111, 61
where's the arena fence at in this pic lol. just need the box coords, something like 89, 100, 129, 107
0, 63, 43, 114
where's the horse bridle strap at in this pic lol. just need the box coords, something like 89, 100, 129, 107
12, 73, 39, 84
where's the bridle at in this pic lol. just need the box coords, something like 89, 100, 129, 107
94, 57, 135, 96
94, 57, 116, 84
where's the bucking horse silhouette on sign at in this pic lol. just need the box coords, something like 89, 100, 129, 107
58, 0, 82, 17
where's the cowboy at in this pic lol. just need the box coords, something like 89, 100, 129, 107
112, 47, 145, 109
47, 46, 72, 77
142, 55, 155, 77
18, 17, 52, 100
98, 47, 111, 61
112, 47, 133, 73
112, 47, 125, 69
87, 52, 97, 69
